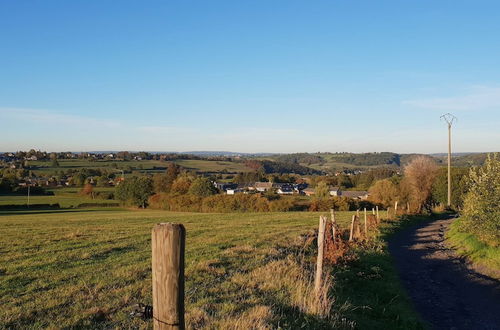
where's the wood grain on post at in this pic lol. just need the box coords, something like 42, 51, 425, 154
152, 223, 186, 330
314, 216, 327, 294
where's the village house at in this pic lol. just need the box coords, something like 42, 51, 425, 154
253, 182, 273, 192
329, 186, 341, 196
277, 184, 294, 195
341, 191, 370, 200
303, 187, 315, 196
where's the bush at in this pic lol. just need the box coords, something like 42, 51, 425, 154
115, 176, 154, 208
189, 177, 218, 197
460, 154, 500, 246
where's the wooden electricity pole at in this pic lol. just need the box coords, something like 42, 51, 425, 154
441, 113, 457, 208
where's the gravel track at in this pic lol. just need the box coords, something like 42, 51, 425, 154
389, 217, 500, 330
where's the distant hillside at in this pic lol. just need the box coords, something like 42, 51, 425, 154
264, 152, 497, 171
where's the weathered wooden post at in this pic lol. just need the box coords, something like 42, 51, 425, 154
349, 214, 356, 241
152, 223, 186, 330
363, 208, 367, 237
394, 201, 398, 215
376, 206, 379, 222
315, 216, 327, 294
330, 209, 336, 242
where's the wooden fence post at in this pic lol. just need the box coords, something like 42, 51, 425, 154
349, 215, 356, 241
315, 216, 327, 294
376, 206, 379, 222
394, 201, 398, 214
363, 208, 367, 237
152, 223, 186, 330
330, 209, 336, 242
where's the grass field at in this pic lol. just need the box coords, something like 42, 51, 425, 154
0, 187, 118, 208
0, 209, 421, 329
28, 159, 252, 176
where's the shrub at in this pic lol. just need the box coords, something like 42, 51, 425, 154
189, 177, 218, 197
460, 154, 500, 246
115, 176, 154, 208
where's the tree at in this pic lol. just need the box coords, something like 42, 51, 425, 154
153, 162, 180, 193
80, 183, 94, 199
115, 176, 154, 208
188, 177, 218, 197
432, 167, 469, 209
315, 181, 330, 198
403, 156, 438, 212
51, 158, 60, 167
368, 179, 398, 207
460, 154, 500, 246
170, 175, 193, 195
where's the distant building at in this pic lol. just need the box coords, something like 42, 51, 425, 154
341, 191, 369, 200
253, 182, 273, 192
328, 186, 341, 196
226, 188, 245, 195
303, 187, 315, 196
215, 182, 238, 191
277, 185, 294, 195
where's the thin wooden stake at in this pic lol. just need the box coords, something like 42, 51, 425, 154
349, 215, 356, 241
315, 216, 327, 294
395, 201, 398, 214
376, 206, 379, 222
152, 223, 186, 330
330, 209, 336, 242
363, 208, 367, 236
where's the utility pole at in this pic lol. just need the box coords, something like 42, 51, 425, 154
440, 113, 457, 208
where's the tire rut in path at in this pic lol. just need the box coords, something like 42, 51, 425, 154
389, 217, 500, 330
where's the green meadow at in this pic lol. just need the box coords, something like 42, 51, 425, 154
0, 209, 421, 329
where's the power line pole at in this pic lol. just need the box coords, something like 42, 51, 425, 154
440, 113, 457, 208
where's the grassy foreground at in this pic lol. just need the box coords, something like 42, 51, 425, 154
446, 218, 500, 279
0, 209, 421, 329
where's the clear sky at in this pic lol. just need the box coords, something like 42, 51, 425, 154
1, 1, 499, 153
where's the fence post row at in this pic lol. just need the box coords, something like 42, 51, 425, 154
315, 215, 327, 294
152, 223, 186, 330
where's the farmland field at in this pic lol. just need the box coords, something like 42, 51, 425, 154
0, 187, 118, 208
27, 158, 252, 176
0, 210, 353, 328
0, 209, 421, 329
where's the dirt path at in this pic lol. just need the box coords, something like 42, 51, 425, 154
389, 217, 500, 330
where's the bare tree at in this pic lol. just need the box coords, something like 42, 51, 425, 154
403, 156, 438, 212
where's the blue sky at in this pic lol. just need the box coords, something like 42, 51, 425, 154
1, 1, 499, 153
